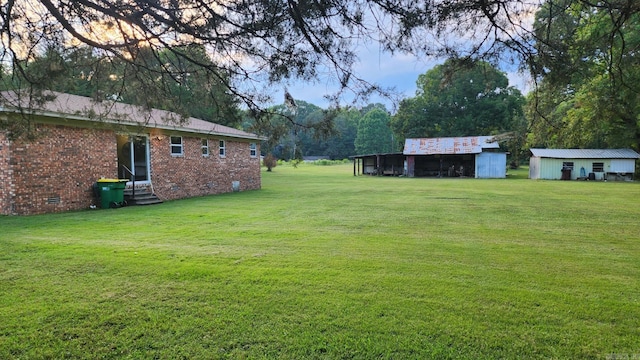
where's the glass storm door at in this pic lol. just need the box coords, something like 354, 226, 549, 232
117, 135, 150, 182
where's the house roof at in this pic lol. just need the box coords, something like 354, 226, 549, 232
0, 91, 264, 140
403, 136, 500, 155
530, 148, 640, 159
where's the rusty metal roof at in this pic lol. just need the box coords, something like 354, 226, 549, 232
530, 148, 640, 159
403, 136, 500, 155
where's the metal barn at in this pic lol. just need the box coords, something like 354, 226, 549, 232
404, 136, 507, 178
351, 136, 507, 178
529, 149, 640, 181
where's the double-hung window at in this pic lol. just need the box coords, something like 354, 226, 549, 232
250, 143, 257, 158
202, 139, 209, 156
219, 140, 226, 157
170, 136, 183, 156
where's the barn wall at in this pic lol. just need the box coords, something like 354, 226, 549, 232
4, 123, 117, 215
537, 158, 575, 180
150, 136, 261, 200
534, 158, 622, 180
475, 152, 506, 178
529, 156, 541, 179
610, 159, 636, 173
363, 157, 376, 175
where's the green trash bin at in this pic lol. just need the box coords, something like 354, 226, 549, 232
96, 179, 128, 209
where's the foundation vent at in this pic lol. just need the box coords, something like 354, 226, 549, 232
46, 196, 61, 204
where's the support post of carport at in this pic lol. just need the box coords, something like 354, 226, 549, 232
353, 157, 361, 176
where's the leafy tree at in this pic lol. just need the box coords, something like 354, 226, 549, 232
390, 59, 525, 140
527, 0, 640, 151
121, 45, 242, 126
254, 100, 326, 160
258, 100, 358, 160
355, 108, 395, 154
297, 106, 360, 159
359, 103, 388, 116
2, 0, 636, 144
323, 108, 359, 159
4, 45, 242, 128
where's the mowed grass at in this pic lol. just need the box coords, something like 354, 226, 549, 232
1, 163, 639, 359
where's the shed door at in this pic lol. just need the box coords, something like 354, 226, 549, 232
475, 152, 506, 178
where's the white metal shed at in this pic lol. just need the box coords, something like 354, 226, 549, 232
529, 149, 640, 180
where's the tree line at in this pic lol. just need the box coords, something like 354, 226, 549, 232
1, 0, 638, 160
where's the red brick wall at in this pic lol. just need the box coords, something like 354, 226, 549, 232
0, 131, 12, 215
150, 136, 261, 200
5, 123, 117, 215
2, 122, 262, 215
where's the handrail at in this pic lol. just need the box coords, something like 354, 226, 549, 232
120, 164, 135, 200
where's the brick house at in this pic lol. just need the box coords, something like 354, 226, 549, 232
0, 91, 264, 215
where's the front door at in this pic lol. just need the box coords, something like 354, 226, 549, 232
117, 135, 150, 182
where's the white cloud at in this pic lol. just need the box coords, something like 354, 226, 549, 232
275, 2, 539, 110
282, 49, 530, 111
506, 70, 533, 94
282, 45, 439, 110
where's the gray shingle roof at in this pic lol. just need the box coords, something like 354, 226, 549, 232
530, 148, 640, 159
0, 91, 263, 140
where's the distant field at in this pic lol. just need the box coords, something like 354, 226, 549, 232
1, 163, 639, 359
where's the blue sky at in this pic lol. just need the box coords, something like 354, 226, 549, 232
279, 44, 532, 112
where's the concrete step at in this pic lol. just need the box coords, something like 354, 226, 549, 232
124, 189, 163, 206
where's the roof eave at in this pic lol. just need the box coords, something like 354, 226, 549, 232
3, 107, 265, 141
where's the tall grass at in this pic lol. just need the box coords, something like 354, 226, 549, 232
1, 163, 639, 359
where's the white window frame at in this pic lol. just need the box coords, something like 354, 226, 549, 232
170, 136, 183, 156
250, 142, 257, 158
219, 140, 226, 157
202, 139, 210, 157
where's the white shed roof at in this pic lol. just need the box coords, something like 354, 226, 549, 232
530, 148, 640, 159
403, 136, 500, 155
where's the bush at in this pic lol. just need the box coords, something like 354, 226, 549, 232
263, 154, 277, 171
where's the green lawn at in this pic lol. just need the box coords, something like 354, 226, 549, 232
1, 163, 639, 359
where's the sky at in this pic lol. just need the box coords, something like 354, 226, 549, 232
280, 44, 532, 112
276, 5, 537, 113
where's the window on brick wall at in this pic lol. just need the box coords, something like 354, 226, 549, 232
171, 136, 183, 156
202, 139, 209, 156
219, 140, 226, 157
250, 142, 257, 157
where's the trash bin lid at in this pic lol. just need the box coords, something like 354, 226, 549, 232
97, 178, 129, 182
